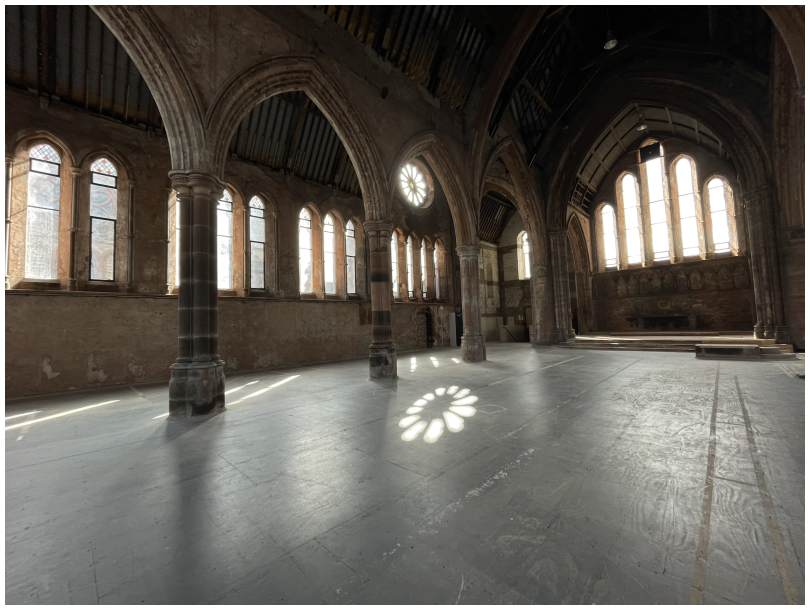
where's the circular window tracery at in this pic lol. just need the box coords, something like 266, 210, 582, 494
399, 161, 432, 207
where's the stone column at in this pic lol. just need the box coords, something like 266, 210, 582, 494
549, 230, 575, 341
168, 171, 226, 417
529, 263, 552, 345
126, 180, 135, 291
5, 156, 13, 289
743, 185, 789, 343
457, 244, 486, 361
364, 220, 397, 378
425, 242, 436, 300
67, 167, 82, 291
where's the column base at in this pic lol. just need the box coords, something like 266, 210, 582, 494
461, 333, 486, 362
774, 325, 791, 345
169, 359, 225, 418
369, 343, 397, 379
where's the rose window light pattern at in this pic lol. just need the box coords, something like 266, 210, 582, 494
398, 386, 478, 443
399, 163, 428, 206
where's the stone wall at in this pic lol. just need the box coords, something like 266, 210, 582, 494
5, 292, 452, 399
592, 258, 755, 332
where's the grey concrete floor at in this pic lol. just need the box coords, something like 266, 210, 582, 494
5, 344, 805, 604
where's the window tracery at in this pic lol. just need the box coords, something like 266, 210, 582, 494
89, 158, 118, 281
248, 196, 265, 289
26, 144, 61, 279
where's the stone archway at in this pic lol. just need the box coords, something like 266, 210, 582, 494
390, 132, 484, 362
546, 74, 788, 344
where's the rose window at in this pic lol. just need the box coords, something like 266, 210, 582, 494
399, 162, 428, 206
399, 386, 478, 443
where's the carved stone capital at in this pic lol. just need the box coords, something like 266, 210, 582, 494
456, 244, 480, 259
168, 170, 225, 199
70, 167, 83, 177
363, 220, 393, 238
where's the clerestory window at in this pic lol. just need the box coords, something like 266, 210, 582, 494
88, 158, 118, 281
248, 196, 265, 289
25, 144, 61, 280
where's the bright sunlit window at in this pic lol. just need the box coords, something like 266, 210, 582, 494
249, 196, 265, 289
89, 158, 118, 281
323, 214, 336, 294
620, 173, 642, 265
391, 232, 398, 297
707, 177, 733, 253
399, 162, 428, 206
645, 155, 671, 261
346, 220, 356, 294
601, 205, 618, 268
406, 236, 414, 296
299, 208, 312, 293
217, 189, 233, 289
675, 158, 700, 257
433, 247, 439, 299
420, 239, 427, 297
26, 144, 61, 280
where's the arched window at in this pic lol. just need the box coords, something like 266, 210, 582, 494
619, 174, 642, 265
674, 158, 700, 257
89, 158, 118, 281
643, 151, 671, 261
707, 177, 735, 254
169, 190, 180, 288
433, 247, 440, 299
406, 236, 414, 297
517, 231, 532, 280
217, 189, 233, 289
420, 240, 427, 297
345, 220, 356, 294
25, 144, 61, 279
601, 205, 618, 268
299, 208, 313, 294
248, 196, 265, 289
323, 214, 336, 294
391, 232, 399, 297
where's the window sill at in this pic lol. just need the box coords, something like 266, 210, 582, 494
218, 289, 237, 297
85, 281, 121, 292
17, 279, 62, 291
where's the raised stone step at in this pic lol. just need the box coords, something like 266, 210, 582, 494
695, 344, 798, 360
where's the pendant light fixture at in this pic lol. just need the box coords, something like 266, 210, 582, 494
604, 8, 617, 50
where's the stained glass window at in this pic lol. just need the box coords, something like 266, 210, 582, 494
299, 208, 312, 294
601, 206, 618, 268
346, 221, 356, 294
674, 158, 700, 257
217, 189, 233, 289
25, 144, 61, 279
391, 233, 398, 297
707, 178, 732, 253
620, 174, 642, 264
324, 214, 336, 295
89, 158, 118, 281
249, 196, 265, 289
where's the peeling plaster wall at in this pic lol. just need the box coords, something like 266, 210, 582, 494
6, 293, 449, 399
